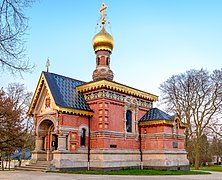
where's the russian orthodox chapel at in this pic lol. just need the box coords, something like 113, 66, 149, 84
28, 3, 189, 170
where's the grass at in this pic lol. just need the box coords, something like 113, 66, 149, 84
191, 165, 222, 172
55, 169, 210, 176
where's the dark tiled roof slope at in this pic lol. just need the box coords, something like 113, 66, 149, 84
43, 71, 92, 112
139, 108, 174, 122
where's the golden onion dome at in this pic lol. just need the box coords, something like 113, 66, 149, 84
92, 27, 114, 52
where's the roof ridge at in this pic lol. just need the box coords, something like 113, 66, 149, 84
79, 79, 158, 99
43, 71, 87, 84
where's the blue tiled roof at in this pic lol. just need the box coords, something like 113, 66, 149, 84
139, 108, 174, 122
43, 71, 92, 112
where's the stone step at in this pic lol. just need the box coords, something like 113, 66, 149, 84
15, 161, 50, 172
25, 164, 48, 168
15, 166, 47, 172
26, 163, 49, 167
31, 161, 50, 165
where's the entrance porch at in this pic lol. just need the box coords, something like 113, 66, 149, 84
31, 119, 66, 163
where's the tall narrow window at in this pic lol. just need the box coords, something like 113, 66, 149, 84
42, 137, 45, 150
80, 128, 86, 146
97, 57, 100, 65
106, 57, 109, 65
126, 110, 132, 132
66, 135, 68, 150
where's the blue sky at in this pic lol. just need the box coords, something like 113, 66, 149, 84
1, 0, 222, 107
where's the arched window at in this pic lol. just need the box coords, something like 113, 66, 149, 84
97, 57, 100, 65
80, 128, 86, 146
106, 57, 109, 65
126, 110, 132, 132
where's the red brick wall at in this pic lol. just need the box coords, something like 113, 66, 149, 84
141, 125, 186, 150
90, 136, 140, 149
61, 114, 88, 127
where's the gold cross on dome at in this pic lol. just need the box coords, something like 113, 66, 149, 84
100, 2, 108, 27
46, 57, 50, 72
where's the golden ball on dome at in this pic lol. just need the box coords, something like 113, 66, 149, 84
92, 27, 114, 52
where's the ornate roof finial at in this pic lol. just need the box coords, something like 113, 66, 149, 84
99, 2, 108, 28
93, 3, 114, 52
46, 57, 50, 72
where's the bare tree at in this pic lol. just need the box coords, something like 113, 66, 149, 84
0, 88, 23, 170
160, 69, 222, 169
0, 83, 33, 170
0, 0, 34, 74
6, 83, 33, 166
6, 83, 32, 116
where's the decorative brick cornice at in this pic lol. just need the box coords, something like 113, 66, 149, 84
91, 130, 137, 138
83, 90, 152, 109
76, 79, 158, 101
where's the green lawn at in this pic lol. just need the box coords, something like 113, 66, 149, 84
191, 165, 222, 172
56, 169, 210, 175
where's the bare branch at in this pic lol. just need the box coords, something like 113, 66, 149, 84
159, 68, 222, 169
0, 0, 34, 75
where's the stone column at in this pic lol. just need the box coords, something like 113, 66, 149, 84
35, 136, 43, 151
46, 132, 51, 150
57, 134, 67, 151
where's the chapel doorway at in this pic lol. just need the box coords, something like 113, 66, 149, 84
37, 119, 58, 161
51, 134, 58, 151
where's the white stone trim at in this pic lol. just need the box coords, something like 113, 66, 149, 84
59, 126, 79, 132
124, 96, 139, 136
78, 124, 89, 136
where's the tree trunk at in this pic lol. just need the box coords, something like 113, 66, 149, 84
5, 159, 8, 169
1, 156, 4, 171
19, 148, 25, 167
194, 140, 200, 170
194, 152, 200, 170
9, 156, 11, 170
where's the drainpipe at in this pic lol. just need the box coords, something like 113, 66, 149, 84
139, 125, 143, 169
87, 116, 91, 170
